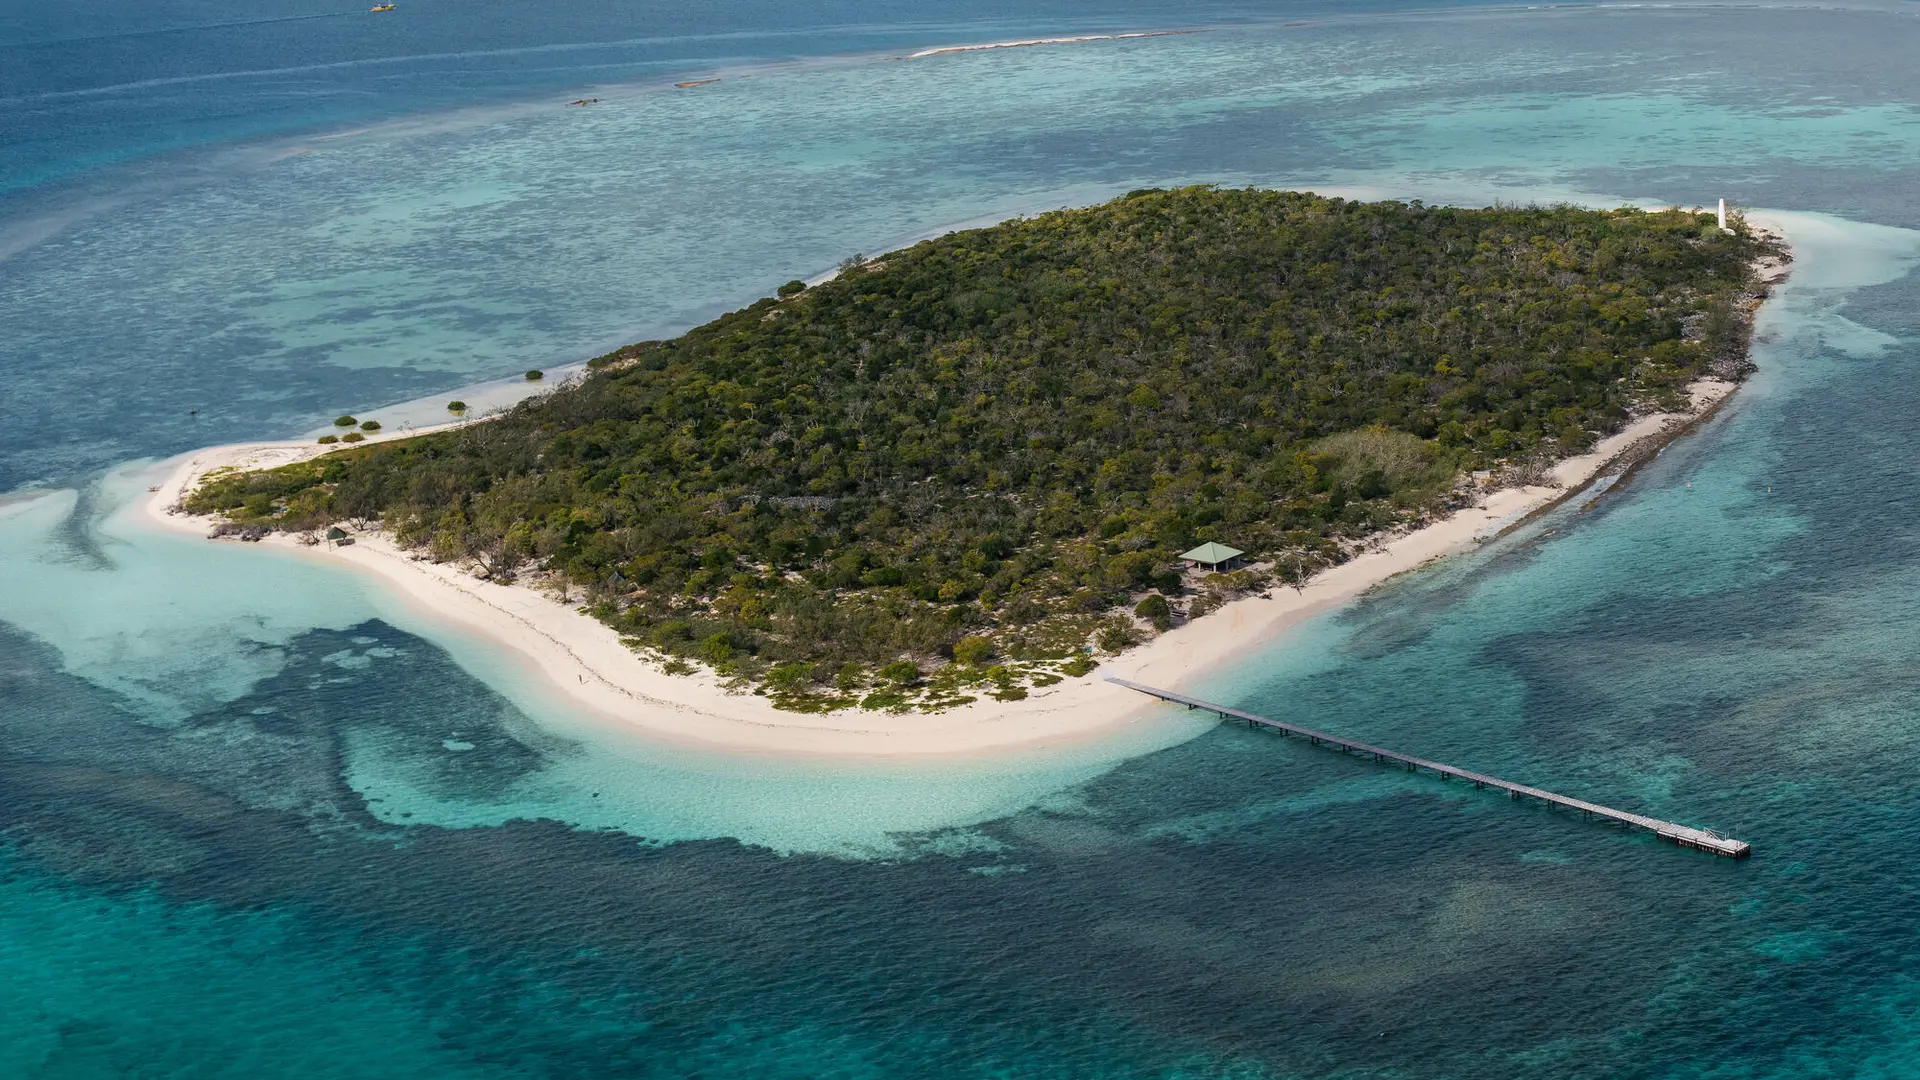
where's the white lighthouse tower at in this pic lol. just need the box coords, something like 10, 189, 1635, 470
1717, 198, 1729, 231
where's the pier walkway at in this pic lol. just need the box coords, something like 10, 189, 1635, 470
1108, 676, 1750, 858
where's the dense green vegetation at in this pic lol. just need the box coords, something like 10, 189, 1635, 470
188, 188, 1774, 710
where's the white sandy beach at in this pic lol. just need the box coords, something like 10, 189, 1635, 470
137, 382, 1755, 758
137, 216, 1793, 759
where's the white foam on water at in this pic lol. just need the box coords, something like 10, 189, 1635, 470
903, 30, 1195, 59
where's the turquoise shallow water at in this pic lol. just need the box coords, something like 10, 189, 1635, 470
10, 3, 1920, 1076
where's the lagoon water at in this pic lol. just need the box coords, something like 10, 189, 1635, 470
8, 1, 1920, 1075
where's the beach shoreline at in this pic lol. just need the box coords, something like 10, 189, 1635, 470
140, 217, 1792, 760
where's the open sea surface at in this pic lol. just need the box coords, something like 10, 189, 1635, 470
6, 1, 1920, 1075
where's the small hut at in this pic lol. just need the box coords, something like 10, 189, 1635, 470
1180, 542, 1245, 573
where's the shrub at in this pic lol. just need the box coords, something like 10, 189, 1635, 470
341, 432, 365, 443
359, 420, 381, 432
1002, 596, 1049, 625
700, 631, 737, 662
952, 635, 994, 666
879, 660, 921, 687
860, 565, 905, 587
1095, 619, 1138, 653
1311, 426, 1457, 504
525, 369, 544, 381
447, 401, 468, 413
317, 435, 339, 445
1135, 592, 1173, 631
333, 415, 357, 427
777, 279, 807, 298
767, 661, 815, 689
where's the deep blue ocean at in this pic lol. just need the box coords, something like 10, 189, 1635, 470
7, 1, 1920, 1076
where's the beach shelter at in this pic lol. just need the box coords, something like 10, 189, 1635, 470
1180, 542, 1245, 572
325, 527, 348, 541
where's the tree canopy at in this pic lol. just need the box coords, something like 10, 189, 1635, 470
187, 188, 1774, 710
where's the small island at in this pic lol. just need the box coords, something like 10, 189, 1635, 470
180, 187, 1783, 721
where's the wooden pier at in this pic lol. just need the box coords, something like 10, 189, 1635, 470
1108, 676, 1751, 858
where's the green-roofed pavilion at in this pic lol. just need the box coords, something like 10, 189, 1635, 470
1180, 542, 1245, 572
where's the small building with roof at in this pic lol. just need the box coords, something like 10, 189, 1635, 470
1180, 542, 1245, 573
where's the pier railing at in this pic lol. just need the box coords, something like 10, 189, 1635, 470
1107, 676, 1750, 858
